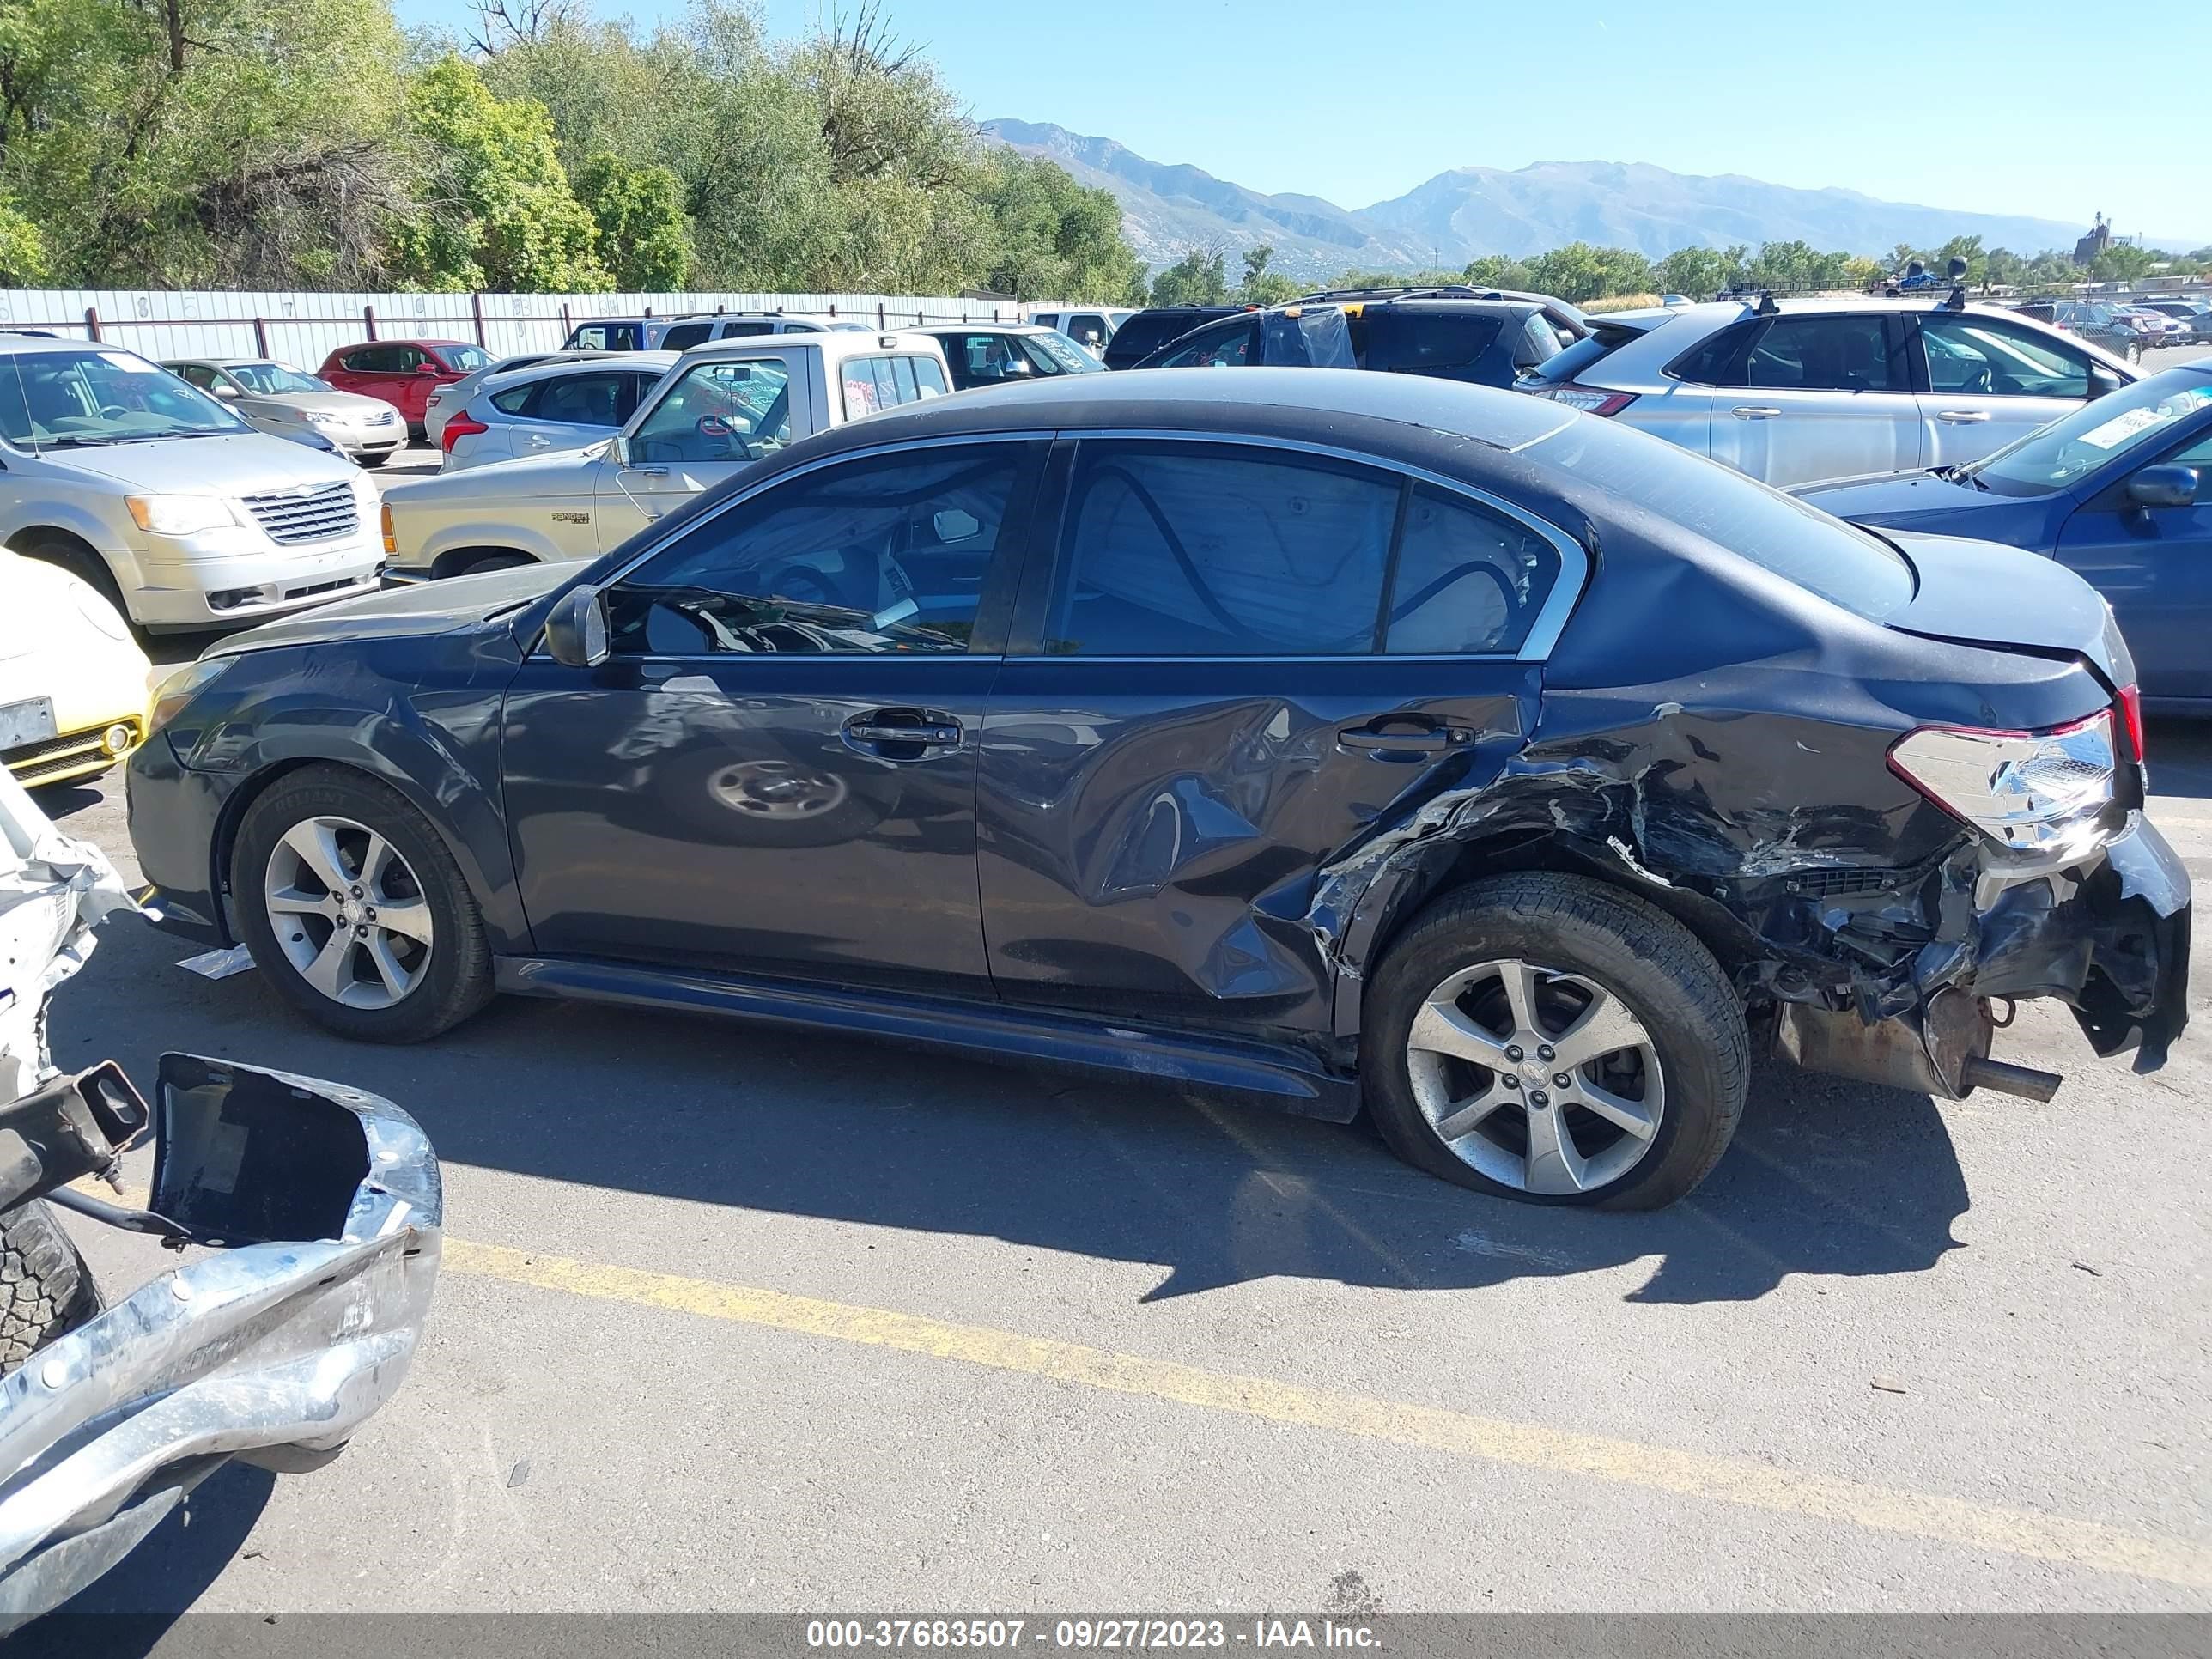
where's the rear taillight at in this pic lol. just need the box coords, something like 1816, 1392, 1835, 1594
1534, 383, 1637, 416
441, 414, 488, 452
2116, 683, 2146, 763
1888, 710, 2118, 855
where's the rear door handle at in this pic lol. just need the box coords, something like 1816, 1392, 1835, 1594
1936, 409, 1991, 423
1338, 720, 1473, 757
1729, 405, 1782, 419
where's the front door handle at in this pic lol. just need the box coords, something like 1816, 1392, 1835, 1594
1936, 409, 1991, 423
1338, 719, 1473, 757
843, 708, 962, 755
1730, 405, 1783, 419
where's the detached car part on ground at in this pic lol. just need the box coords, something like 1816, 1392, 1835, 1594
0, 769, 440, 1631
127, 370, 2191, 1210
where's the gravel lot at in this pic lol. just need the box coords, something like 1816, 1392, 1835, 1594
29, 377, 2212, 1625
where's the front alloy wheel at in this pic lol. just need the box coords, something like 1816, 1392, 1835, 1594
263, 816, 434, 1009
1406, 959, 1663, 1195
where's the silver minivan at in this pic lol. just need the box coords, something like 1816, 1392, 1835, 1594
0, 337, 384, 629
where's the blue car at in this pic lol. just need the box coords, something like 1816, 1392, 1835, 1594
1796, 363, 2212, 713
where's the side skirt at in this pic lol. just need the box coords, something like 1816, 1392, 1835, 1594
493, 957, 1363, 1122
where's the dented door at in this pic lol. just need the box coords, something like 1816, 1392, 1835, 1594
976, 437, 1562, 1035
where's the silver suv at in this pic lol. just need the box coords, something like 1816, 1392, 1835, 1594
0, 337, 383, 629
1518, 295, 2139, 487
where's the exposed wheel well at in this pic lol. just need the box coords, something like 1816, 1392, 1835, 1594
1362, 833, 1758, 994
430, 545, 535, 580
9, 526, 102, 562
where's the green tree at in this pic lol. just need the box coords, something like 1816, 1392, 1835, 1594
0, 0, 414, 286
0, 200, 44, 283
1236, 244, 1297, 305
573, 152, 690, 289
394, 56, 611, 291
1461, 253, 1534, 290
975, 152, 1146, 303
1655, 245, 1743, 297
1151, 246, 1230, 307
1522, 242, 1653, 302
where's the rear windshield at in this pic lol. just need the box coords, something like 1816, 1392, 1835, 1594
1105, 313, 1226, 367
1529, 415, 1915, 620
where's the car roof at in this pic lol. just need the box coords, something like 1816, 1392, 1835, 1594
477, 350, 678, 391
793, 364, 1573, 454
161, 355, 287, 367
671, 329, 945, 364
915, 322, 1056, 335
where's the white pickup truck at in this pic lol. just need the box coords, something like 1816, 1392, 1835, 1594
380, 331, 955, 580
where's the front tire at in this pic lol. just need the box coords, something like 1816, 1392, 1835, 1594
1362, 873, 1747, 1209
358, 453, 390, 469
0, 1200, 97, 1376
232, 764, 493, 1042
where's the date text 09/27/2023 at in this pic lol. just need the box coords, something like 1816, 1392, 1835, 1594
805, 1619, 1382, 1650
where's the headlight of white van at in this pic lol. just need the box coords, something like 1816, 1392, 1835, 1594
127, 495, 240, 536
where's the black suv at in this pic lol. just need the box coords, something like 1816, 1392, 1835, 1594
1131, 296, 1568, 388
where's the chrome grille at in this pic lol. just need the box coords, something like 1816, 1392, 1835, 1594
242, 480, 359, 545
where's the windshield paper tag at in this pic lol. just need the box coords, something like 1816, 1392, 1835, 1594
2078, 407, 2165, 450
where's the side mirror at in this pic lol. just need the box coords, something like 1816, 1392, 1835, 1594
2126, 465, 2199, 510
544, 585, 608, 667
416, 362, 442, 376
2087, 365, 2124, 401
608, 433, 631, 467
210, 382, 240, 399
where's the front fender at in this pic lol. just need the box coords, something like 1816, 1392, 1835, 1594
179, 642, 530, 953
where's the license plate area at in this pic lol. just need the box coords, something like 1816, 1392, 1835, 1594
0, 696, 58, 750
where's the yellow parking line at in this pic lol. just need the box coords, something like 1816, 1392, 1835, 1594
442, 1237, 2212, 1589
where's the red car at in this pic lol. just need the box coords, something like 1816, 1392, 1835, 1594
316, 339, 493, 437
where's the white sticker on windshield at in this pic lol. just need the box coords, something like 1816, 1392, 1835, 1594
2077, 407, 2166, 450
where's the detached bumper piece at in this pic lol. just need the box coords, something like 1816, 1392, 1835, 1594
0, 1055, 441, 1632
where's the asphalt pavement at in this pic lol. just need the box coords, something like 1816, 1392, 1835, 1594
32, 377, 2212, 1624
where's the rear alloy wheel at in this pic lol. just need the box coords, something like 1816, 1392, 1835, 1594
234, 765, 491, 1042
1403, 958, 1665, 1197
2125, 342, 2143, 363
1363, 873, 1747, 1209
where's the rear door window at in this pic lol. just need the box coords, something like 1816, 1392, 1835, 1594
660, 322, 714, 350
1385, 486, 1562, 655
1042, 441, 1400, 657
529, 371, 634, 426
718, 321, 775, 339
1739, 314, 1899, 392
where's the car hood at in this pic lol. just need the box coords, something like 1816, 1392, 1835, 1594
209, 562, 574, 657
53, 432, 360, 494
243, 390, 393, 420
1883, 530, 2132, 690
1796, 469, 2061, 538
382, 443, 606, 506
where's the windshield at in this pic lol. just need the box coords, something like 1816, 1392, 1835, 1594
0, 347, 249, 450
225, 361, 327, 395
1968, 374, 2212, 495
440, 343, 492, 373
1024, 330, 1101, 374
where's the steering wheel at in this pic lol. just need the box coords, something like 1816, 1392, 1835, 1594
97, 404, 131, 421
696, 413, 733, 441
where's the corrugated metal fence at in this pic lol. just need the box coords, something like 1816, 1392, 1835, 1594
0, 289, 1042, 365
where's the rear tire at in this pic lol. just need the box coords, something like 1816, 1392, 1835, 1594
232, 764, 494, 1043
1362, 873, 1748, 1210
0, 1200, 98, 1376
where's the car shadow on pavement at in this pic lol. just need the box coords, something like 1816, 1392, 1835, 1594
55, 908, 1970, 1311
38, 1462, 274, 1654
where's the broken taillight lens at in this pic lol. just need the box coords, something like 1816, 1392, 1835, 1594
1887, 711, 2118, 855
2116, 683, 2146, 763
1534, 384, 1638, 417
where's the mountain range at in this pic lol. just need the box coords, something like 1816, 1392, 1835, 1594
980, 118, 2146, 277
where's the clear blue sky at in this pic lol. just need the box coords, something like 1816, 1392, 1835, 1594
399, 0, 2211, 245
